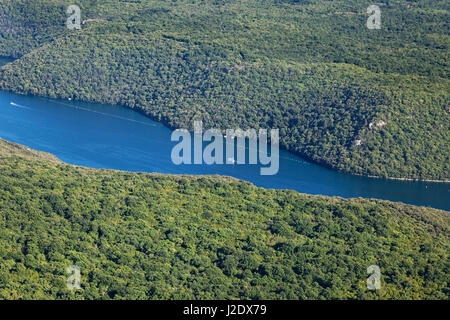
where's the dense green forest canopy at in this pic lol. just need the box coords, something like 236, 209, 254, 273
0, 0, 448, 180
0, 138, 448, 299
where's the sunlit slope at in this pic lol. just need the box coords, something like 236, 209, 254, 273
0, 138, 449, 299
0, 0, 448, 180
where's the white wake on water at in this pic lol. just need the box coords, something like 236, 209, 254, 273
50, 100, 158, 127
10, 102, 31, 110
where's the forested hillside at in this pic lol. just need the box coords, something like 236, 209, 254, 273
0, 138, 449, 299
0, 0, 448, 180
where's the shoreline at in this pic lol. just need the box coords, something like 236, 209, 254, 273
0, 85, 448, 184
1, 137, 449, 214
354, 173, 450, 184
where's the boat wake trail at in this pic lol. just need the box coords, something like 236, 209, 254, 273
51, 100, 158, 127
10, 102, 31, 110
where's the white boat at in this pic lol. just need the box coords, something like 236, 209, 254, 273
227, 157, 235, 164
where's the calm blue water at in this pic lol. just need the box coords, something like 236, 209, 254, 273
0, 90, 448, 211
